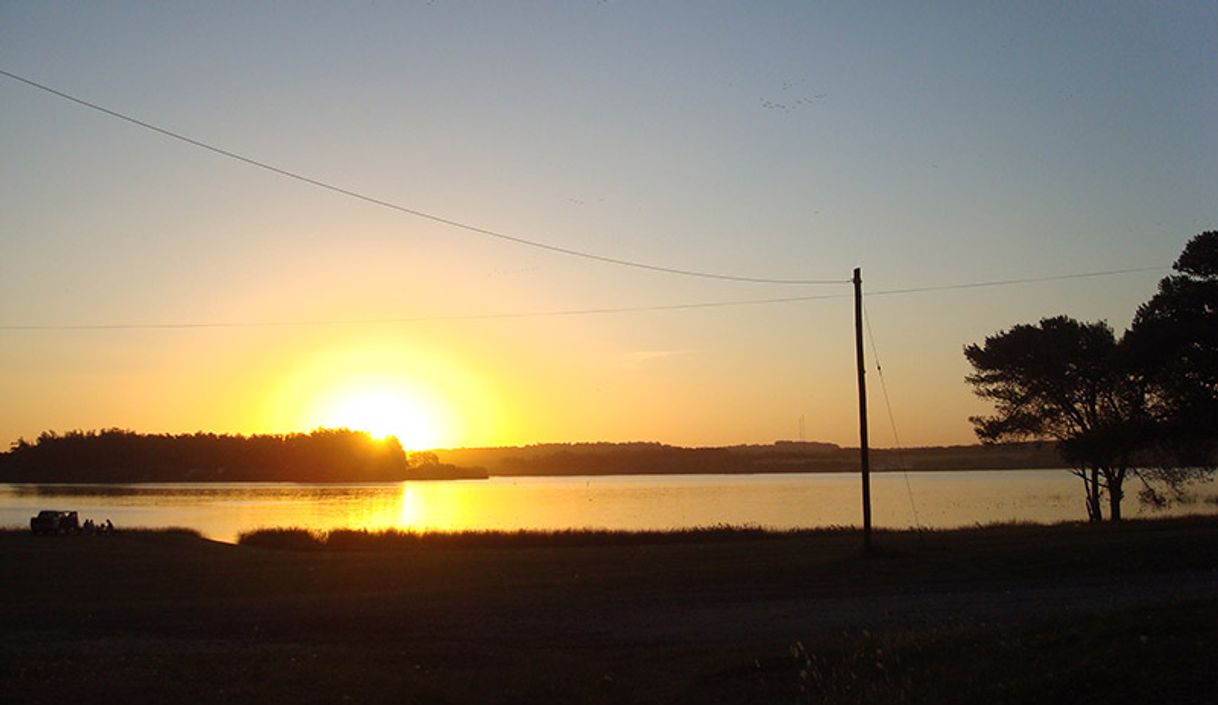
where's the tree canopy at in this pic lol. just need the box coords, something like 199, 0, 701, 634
1127, 231, 1218, 460
965, 317, 1130, 444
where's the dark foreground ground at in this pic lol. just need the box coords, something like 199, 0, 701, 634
2, 518, 1216, 704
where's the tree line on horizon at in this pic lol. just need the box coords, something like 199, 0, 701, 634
3, 430, 1065, 483
434, 440, 1065, 476
0, 428, 484, 483
966, 231, 1218, 521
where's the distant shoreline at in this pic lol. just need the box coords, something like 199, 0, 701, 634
1, 434, 1066, 483
432, 439, 1068, 477
0, 466, 1079, 486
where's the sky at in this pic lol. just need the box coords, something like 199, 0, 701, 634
1, 2, 1215, 450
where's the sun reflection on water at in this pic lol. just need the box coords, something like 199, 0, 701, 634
398, 484, 421, 528
393, 483, 468, 532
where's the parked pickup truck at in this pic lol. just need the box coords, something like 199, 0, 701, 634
30, 510, 81, 535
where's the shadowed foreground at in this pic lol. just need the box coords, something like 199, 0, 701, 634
2, 519, 1216, 704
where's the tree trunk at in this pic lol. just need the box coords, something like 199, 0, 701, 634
1083, 467, 1103, 522
1106, 467, 1126, 522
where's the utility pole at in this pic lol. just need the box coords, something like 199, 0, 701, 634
853, 267, 873, 554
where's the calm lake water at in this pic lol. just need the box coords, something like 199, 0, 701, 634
3, 470, 1216, 543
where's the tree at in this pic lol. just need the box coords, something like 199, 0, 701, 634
1127, 232, 1218, 458
964, 317, 1148, 521
0, 428, 411, 483
1123, 231, 1218, 504
965, 232, 1218, 521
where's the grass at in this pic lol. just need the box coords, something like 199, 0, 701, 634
236, 524, 851, 551
698, 599, 1218, 704
235, 515, 1216, 553
2, 517, 1217, 704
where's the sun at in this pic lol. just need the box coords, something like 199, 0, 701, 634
318, 387, 442, 449
263, 339, 498, 450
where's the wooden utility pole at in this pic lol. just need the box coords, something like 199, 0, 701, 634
853, 267, 873, 554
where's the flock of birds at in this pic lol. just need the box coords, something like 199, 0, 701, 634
760, 80, 829, 112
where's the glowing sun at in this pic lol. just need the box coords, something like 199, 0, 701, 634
319, 388, 442, 449
267, 341, 487, 450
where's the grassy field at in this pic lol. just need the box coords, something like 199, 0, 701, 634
2, 518, 1216, 704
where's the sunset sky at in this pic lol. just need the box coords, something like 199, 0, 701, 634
2, 2, 1215, 450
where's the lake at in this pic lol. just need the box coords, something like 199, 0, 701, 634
3, 470, 1215, 543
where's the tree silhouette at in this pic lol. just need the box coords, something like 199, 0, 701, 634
965, 317, 1149, 520
966, 233, 1218, 521
1, 428, 409, 482
1127, 231, 1218, 465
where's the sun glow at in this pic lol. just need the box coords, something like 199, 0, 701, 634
262, 336, 504, 450
320, 388, 438, 447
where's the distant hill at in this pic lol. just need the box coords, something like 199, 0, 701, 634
435, 440, 1066, 476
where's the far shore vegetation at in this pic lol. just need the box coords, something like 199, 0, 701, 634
1, 428, 1072, 484
0, 428, 486, 483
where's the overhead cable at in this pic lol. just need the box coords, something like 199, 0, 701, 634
867, 266, 1165, 297
0, 265, 1165, 332
862, 304, 922, 532
0, 68, 845, 286
0, 293, 847, 331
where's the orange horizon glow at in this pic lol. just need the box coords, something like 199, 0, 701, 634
252, 334, 504, 451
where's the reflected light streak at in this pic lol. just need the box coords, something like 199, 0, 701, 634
395, 483, 467, 532
398, 485, 422, 528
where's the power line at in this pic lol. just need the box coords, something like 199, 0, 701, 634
0, 293, 847, 332
868, 266, 1165, 297
0, 264, 1166, 332
0, 68, 846, 286
862, 303, 922, 533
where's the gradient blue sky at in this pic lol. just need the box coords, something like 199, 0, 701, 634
2, 2, 1215, 448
